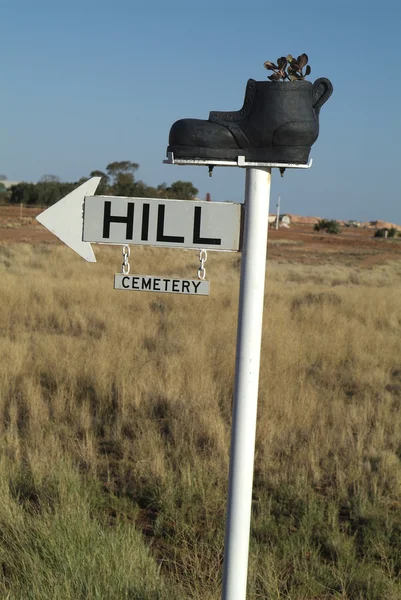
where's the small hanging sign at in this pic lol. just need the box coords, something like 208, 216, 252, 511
114, 274, 209, 295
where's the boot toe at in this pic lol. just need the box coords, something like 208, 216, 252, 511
169, 119, 239, 149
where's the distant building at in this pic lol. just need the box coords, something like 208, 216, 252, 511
268, 214, 291, 228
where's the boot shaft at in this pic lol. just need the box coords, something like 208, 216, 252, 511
210, 79, 319, 148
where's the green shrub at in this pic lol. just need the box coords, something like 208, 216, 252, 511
313, 219, 340, 234
375, 228, 397, 238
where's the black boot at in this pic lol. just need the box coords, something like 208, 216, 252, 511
167, 78, 333, 164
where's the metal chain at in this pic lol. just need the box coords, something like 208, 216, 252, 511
121, 245, 130, 275
197, 249, 207, 280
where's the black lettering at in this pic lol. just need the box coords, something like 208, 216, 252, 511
192, 281, 201, 293
172, 280, 180, 292
193, 206, 221, 246
132, 277, 140, 290
182, 281, 190, 293
103, 201, 134, 239
156, 205, 184, 243
153, 278, 161, 291
142, 278, 152, 290
141, 204, 150, 241
163, 279, 170, 291
122, 276, 130, 289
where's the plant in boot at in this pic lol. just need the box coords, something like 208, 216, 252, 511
264, 54, 311, 82
167, 56, 333, 165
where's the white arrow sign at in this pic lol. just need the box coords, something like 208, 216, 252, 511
36, 178, 242, 260
36, 177, 101, 262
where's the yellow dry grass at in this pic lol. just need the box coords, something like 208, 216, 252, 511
1, 241, 401, 598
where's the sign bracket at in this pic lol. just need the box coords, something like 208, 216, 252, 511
164, 150, 313, 169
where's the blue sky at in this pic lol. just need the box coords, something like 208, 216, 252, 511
1, 0, 401, 222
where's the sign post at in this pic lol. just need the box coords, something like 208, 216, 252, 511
276, 193, 281, 230
164, 153, 312, 600
222, 167, 271, 600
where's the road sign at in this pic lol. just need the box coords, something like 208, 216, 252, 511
83, 196, 241, 251
36, 179, 242, 261
114, 274, 209, 295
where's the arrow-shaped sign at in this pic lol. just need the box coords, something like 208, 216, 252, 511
36, 177, 101, 262
37, 178, 242, 260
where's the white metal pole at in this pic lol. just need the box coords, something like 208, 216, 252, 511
222, 167, 272, 600
275, 194, 280, 230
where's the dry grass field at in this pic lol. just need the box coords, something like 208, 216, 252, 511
1, 214, 401, 599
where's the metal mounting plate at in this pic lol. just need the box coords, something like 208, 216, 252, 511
163, 151, 313, 169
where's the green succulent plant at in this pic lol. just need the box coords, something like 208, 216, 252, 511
264, 54, 311, 81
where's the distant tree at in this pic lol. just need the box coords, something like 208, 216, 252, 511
40, 174, 60, 183
106, 161, 139, 183
131, 180, 149, 197
105, 161, 139, 196
90, 170, 109, 185
129, 180, 161, 198
156, 183, 169, 198
9, 183, 39, 205
166, 180, 198, 200
141, 185, 158, 198
36, 182, 75, 206
0, 194, 9, 205
111, 173, 136, 197
9, 181, 77, 207
0, 181, 9, 203
7, 164, 200, 207
0, 175, 7, 180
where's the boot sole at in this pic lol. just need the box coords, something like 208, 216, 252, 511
168, 145, 311, 164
